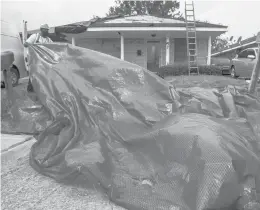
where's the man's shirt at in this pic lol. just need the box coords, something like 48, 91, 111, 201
26, 33, 53, 44
25, 33, 53, 72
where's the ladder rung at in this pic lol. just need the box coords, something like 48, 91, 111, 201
186, 2, 197, 73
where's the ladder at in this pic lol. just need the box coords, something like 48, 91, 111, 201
185, 1, 199, 75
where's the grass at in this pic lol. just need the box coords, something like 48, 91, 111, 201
166, 75, 246, 87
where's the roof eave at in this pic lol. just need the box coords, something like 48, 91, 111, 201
90, 22, 227, 29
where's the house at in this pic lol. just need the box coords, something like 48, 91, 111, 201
211, 35, 259, 59
28, 15, 228, 71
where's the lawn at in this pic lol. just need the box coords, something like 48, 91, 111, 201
165, 75, 260, 95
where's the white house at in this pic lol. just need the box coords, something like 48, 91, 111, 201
28, 15, 228, 71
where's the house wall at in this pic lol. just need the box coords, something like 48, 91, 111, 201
197, 38, 208, 65
77, 36, 209, 69
77, 38, 120, 58
77, 38, 147, 68
125, 39, 147, 69
160, 37, 208, 66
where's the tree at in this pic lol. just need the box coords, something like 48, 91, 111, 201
211, 36, 229, 52
107, 0, 183, 19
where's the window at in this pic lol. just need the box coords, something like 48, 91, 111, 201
137, 50, 142, 56
238, 50, 248, 58
247, 49, 255, 57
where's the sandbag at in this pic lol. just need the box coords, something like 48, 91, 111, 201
3, 43, 260, 210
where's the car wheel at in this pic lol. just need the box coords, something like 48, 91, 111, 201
9, 67, 19, 86
231, 66, 236, 78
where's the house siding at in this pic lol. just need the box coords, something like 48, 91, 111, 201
76, 38, 147, 68
174, 38, 188, 64
173, 37, 208, 65
76, 36, 209, 69
125, 39, 147, 69
197, 38, 208, 65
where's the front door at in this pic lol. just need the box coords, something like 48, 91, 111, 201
147, 41, 161, 72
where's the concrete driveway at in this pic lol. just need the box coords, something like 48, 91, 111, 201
1, 134, 124, 210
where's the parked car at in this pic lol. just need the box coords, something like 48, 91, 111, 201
1, 20, 27, 88
230, 47, 259, 79
210, 57, 231, 75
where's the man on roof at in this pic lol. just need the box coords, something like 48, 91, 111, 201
24, 24, 53, 47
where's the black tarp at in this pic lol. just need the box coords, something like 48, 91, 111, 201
54, 24, 87, 34
2, 43, 260, 210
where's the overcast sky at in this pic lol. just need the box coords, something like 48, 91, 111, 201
2, 0, 260, 40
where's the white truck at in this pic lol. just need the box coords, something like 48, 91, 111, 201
1, 20, 28, 87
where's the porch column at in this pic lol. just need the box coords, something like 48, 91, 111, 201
166, 36, 170, 65
120, 34, 124, 60
207, 36, 212, 65
72, 37, 76, 46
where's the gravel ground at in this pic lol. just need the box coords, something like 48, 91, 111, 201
1, 135, 125, 210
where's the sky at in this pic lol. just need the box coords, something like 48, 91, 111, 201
1, 0, 260, 40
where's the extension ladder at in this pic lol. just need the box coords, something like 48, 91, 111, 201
185, 1, 199, 75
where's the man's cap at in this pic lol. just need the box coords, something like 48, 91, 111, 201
40, 24, 50, 30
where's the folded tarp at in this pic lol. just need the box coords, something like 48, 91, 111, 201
2, 43, 260, 210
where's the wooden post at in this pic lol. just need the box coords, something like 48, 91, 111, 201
248, 32, 260, 94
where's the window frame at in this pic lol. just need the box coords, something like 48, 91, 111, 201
237, 49, 248, 58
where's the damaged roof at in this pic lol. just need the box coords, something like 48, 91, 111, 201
89, 15, 228, 28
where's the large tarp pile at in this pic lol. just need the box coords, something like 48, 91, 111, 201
2, 43, 260, 210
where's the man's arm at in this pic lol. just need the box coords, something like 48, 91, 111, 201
24, 34, 37, 47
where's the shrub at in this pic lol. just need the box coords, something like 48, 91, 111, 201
157, 64, 223, 78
